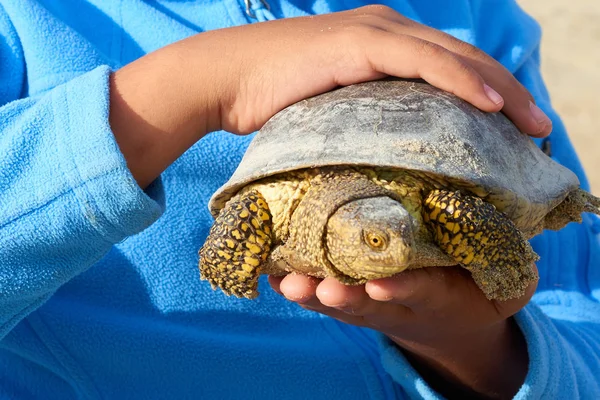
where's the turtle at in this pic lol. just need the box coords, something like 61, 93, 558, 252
198, 79, 600, 301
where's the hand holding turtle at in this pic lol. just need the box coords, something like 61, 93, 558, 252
200, 78, 600, 396
109, 5, 551, 188
269, 266, 537, 398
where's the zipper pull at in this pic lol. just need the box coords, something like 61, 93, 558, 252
244, 0, 273, 19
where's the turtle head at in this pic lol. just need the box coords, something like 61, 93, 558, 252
325, 196, 416, 281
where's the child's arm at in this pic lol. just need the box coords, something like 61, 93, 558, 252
0, 6, 547, 343
0, 3, 160, 339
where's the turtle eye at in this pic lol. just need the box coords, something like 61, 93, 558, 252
364, 231, 388, 250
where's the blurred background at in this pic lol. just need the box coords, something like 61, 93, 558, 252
519, 0, 599, 195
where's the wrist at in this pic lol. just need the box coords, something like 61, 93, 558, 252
109, 41, 223, 187
389, 318, 528, 399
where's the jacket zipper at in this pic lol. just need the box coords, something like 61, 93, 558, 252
244, 0, 274, 20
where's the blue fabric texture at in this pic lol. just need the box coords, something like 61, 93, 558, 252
0, 0, 598, 398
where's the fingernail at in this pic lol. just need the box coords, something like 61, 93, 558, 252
530, 101, 553, 133
484, 84, 504, 105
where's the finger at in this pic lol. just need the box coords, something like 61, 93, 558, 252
276, 274, 374, 316
366, 267, 471, 309
316, 277, 378, 314
273, 276, 368, 323
336, 30, 503, 113
492, 263, 539, 318
316, 278, 414, 328
394, 25, 551, 137
365, 271, 422, 305
454, 49, 551, 137
278, 274, 322, 306
279, 277, 369, 324
352, 7, 552, 137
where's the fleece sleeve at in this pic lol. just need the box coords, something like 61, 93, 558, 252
376, 1, 600, 398
0, 13, 164, 339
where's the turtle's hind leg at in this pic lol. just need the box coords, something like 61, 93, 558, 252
544, 188, 600, 231
199, 190, 273, 299
423, 190, 538, 301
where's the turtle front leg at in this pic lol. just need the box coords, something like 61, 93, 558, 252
423, 190, 538, 301
199, 190, 273, 299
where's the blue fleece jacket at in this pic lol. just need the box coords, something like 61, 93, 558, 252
0, 0, 599, 399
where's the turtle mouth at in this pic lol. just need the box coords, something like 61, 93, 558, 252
359, 263, 411, 277
329, 251, 413, 279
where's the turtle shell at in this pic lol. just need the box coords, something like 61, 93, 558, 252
210, 79, 579, 233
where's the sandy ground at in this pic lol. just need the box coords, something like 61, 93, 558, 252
519, 0, 599, 195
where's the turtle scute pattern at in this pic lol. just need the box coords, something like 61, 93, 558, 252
199, 191, 273, 298
424, 189, 538, 300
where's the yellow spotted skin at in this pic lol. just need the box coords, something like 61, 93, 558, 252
423, 189, 538, 300
200, 167, 547, 301
199, 191, 273, 299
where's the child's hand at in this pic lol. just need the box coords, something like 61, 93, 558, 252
193, 5, 550, 137
269, 265, 537, 398
110, 6, 551, 187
